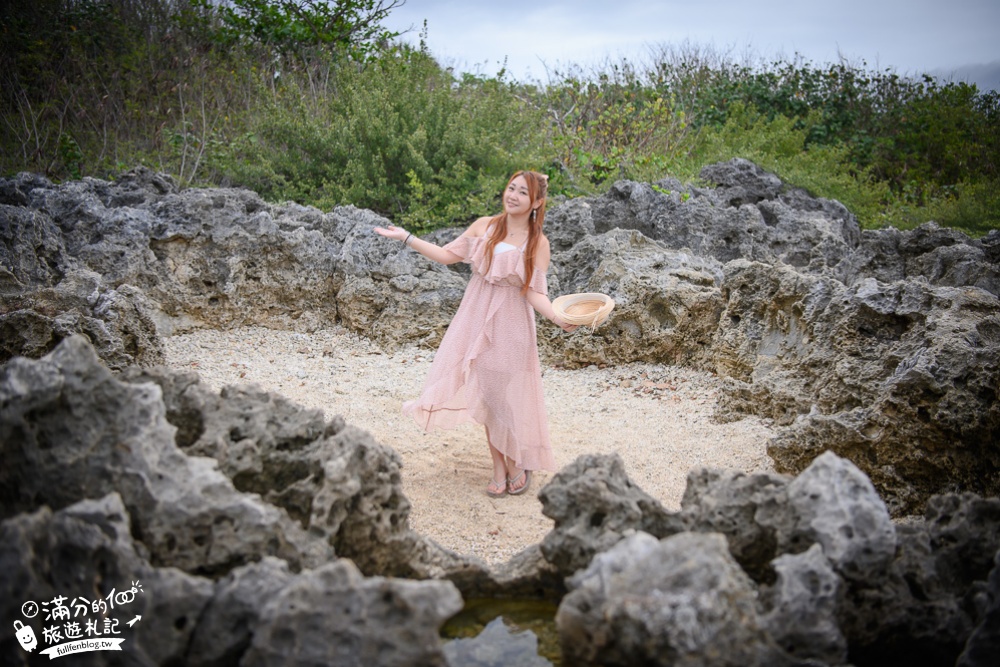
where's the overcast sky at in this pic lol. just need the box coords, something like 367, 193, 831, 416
384, 0, 1000, 90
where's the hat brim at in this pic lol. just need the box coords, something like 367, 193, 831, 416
553, 292, 615, 328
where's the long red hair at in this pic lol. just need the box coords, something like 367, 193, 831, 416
483, 171, 548, 295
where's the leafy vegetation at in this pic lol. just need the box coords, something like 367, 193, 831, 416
2, 0, 997, 237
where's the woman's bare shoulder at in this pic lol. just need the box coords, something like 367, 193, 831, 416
462, 216, 495, 238
535, 233, 551, 254
533, 234, 552, 268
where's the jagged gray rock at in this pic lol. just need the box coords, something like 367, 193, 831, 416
242, 559, 462, 667
0, 491, 466, 667
588, 163, 862, 275
537, 454, 684, 576
0, 332, 554, 609
328, 205, 468, 349
761, 544, 847, 664
0, 335, 497, 665
542, 197, 597, 254
564, 165, 995, 512
844, 222, 1000, 295
556, 531, 795, 667
0, 493, 215, 666
550, 452, 893, 586
0, 199, 69, 289
117, 364, 493, 585
0, 335, 332, 575
540, 228, 725, 368
1, 265, 164, 370
536, 451, 1000, 667
0, 167, 468, 357
917, 494, 1000, 593
957, 548, 1000, 667
700, 158, 787, 206
186, 557, 295, 667
679, 467, 790, 581
560, 160, 997, 510
714, 259, 1000, 513
836, 493, 1000, 664
770, 450, 897, 582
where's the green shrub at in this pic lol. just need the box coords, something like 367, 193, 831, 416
678, 103, 892, 227
673, 56, 1000, 202
529, 60, 694, 194
219, 45, 547, 230
890, 179, 1000, 237
678, 102, 997, 237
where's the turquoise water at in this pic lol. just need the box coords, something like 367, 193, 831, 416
441, 598, 561, 667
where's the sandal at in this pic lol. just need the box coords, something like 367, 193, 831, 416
486, 477, 507, 498
506, 469, 532, 496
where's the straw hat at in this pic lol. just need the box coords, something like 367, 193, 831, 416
553, 292, 615, 329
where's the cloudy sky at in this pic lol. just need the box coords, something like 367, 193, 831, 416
384, 0, 1000, 90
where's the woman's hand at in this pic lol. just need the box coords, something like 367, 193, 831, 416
554, 316, 578, 333
374, 225, 410, 243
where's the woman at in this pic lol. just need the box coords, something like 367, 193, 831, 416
374, 170, 576, 497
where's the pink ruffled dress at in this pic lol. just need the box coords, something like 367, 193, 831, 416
402, 232, 556, 472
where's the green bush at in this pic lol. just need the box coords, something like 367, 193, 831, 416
218, 45, 547, 230
528, 60, 694, 194
676, 103, 892, 228
677, 102, 997, 236
674, 57, 1000, 202
890, 179, 1000, 237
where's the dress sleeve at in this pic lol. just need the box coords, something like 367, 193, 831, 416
442, 234, 477, 262
527, 266, 548, 296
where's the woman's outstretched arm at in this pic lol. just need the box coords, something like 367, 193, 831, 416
526, 289, 577, 332
374, 218, 490, 266
525, 237, 577, 332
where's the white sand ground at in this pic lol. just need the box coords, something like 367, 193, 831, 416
164, 326, 777, 564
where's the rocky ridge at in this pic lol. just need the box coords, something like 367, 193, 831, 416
2, 161, 997, 513
1, 335, 997, 666
2, 160, 999, 665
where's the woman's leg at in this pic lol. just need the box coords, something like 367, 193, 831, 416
485, 427, 508, 496
485, 427, 532, 495
506, 457, 531, 494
